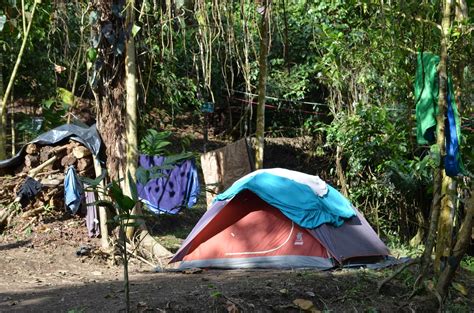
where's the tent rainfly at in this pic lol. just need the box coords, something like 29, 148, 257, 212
170, 169, 390, 269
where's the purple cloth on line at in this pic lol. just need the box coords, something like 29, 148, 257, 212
84, 188, 100, 238
137, 155, 200, 215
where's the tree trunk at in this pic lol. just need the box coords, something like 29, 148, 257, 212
0, 0, 38, 160
454, 0, 468, 114
335, 145, 348, 197
418, 0, 452, 282
124, 0, 139, 240
0, 51, 4, 157
255, 0, 271, 170
436, 182, 473, 301
91, 0, 126, 181
435, 173, 455, 272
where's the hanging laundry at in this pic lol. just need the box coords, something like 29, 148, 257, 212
415, 52, 440, 145
64, 166, 84, 214
414, 52, 464, 176
16, 177, 42, 207
445, 87, 464, 176
200, 138, 254, 207
83, 185, 100, 238
136, 155, 200, 215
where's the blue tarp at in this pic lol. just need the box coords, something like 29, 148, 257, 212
214, 170, 355, 229
0, 123, 102, 169
137, 155, 200, 215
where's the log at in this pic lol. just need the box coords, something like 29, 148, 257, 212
39, 178, 62, 187
40, 145, 69, 163
40, 146, 54, 163
26, 143, 38, 154
77, 157, 92, 172
61, 154, 77, 167
73, 146, 91, 159
28, 156, 57, 178
25, 154, 40, 168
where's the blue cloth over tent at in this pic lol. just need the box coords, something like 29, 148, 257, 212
214, 170, 355, 229
137, 155, 200, 215
64, 166, 84, 214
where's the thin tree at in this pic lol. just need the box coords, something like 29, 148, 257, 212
255, 0, 271, 169
416, 0, 452, 287
0, 0, 38, 160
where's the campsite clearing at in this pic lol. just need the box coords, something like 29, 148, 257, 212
1, 215, 473, 312
0, 237, 449, 313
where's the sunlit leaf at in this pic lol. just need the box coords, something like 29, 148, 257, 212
132, 24, 141, 37
0, 15, 6, 31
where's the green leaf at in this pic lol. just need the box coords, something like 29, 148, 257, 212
162, 152, 194, 165
57, 87, 74, 106
87, 48, 97, 62
0, 15, 6, 32
132, 24, 141, 37
136, 167, 151, 185
94, 200, 115, 211
80, 169, 107, 187
109, 182, 135, 212
210, 291, 222, 298
41, 99, 56, 109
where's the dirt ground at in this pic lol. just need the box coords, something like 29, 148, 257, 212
1, 226, 473, 313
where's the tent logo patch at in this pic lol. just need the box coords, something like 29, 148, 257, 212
294, 232, 304, 245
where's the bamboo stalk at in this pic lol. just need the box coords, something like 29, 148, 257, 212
0, 0, 38, 159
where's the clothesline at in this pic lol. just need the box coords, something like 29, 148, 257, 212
226, 89, 329, 107
231, 97, 326, 116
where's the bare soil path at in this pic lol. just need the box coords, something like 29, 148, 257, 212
2, 235, 464, 313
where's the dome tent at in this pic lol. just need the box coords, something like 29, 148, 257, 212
170, 169, 389, 269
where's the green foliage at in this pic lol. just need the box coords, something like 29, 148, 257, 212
137, 128, 194, 185
40, 97, 67, 130
149, 59, 200, 118
326, 105, 408, 179
461, 256, 474, 273
139, 129, 172, 156
322, 104, 431, 237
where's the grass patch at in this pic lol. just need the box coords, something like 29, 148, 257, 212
145, 191, 207, 253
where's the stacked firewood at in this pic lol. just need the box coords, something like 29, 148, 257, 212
0, 140, 95, 228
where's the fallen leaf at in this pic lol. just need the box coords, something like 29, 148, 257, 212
279, 288, 288, 294
293, 299, 321, 313
452, 282, 468, 296
226, 300, 239, 313
293, 299, 314, 311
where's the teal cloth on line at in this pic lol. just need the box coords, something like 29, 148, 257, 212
214, 172, 356, 229
415, 52, 461, 145
414, 52, 465, 176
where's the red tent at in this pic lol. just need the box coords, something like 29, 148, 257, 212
171, 190, 389, 269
